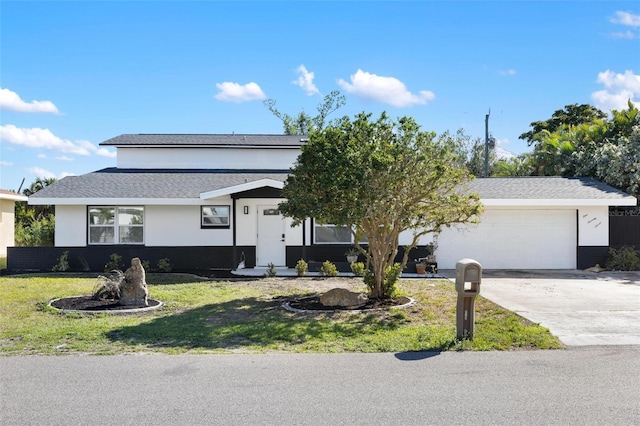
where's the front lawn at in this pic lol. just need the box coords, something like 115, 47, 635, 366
0, 273, 562, 355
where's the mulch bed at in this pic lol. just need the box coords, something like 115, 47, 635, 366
50, 295, 161, 311
287, 295, 412, 311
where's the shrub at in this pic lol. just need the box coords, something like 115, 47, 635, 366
319, 260, 338, 277
350, 262, 366, 276
104, 253, 123, 271
157, 258, 172, 273
266, 262, 277, 277
141, 259, 151, 272
364, 263, 402, 298
93, 270, 124, 300
606, 246, 640, 271
295, 259, 308, 276
52, 251, 70, 272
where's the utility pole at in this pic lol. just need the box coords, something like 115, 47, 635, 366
484, 109, 490, 178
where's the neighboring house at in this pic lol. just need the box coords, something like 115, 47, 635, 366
0, 190, 28, 258
11, 133, 637, 273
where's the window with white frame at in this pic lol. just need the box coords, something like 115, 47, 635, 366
88, 206, 144, 244
201, 205, 230, 228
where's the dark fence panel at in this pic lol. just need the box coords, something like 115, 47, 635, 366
609, 214, 640, 249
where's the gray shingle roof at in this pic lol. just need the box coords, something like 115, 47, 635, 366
100, 134, 308, 147
467, 177, 634, 200
29, 169, 289, 199
29, 172, 635, 204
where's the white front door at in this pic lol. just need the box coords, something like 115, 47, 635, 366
256, 205, 286, 266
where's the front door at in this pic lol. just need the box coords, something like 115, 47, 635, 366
256, 205, 286, 266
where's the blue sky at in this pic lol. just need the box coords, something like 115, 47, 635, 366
1, 1, 639, 192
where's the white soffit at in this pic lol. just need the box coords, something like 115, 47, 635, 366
200, 178, 284, 199
1, 193, 28, 202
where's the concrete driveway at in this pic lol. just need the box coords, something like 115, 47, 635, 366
441, 269, 640, 346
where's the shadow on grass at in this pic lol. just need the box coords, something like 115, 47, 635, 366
105, 294, 437, 352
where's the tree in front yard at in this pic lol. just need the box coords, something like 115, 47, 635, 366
279, 112, 483, 299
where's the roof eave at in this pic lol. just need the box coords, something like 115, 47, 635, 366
482, 197, 637, 207
29, 198, 208, 206
200, 179, 284, 199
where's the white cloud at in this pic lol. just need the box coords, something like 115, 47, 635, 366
0, 161, 13, 166
499, 69, 517, 76
1, 125, 91, 155
610, 11, 640, 27
26, 167, 76, 180
56, 155, 74, 161
0, 124, 115, 158
610, 30, 637, 39
95, 148, 117, 158
292, 65, 319, 96
337, 69, 435, 107
26, 166, 57, 180
214, 82, 266, 102
0, 87, 59, 114
591, 69, 640, 111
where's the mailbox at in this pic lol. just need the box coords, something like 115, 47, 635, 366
455, 258, 482, 294
455, 258, 482, 340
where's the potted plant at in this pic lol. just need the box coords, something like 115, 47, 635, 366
345, 248, 359, 263
415, 259, 427, 274
426, 234, 439, 263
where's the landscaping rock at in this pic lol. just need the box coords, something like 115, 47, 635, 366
120, 257, 149, 306
320, 288, 368, 307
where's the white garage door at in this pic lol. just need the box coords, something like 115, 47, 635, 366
436, 209, 576, 269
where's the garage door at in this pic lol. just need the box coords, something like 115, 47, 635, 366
436, 209, 576, 269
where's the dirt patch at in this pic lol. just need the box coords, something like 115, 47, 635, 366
286, 295, 413, 311
50, 295, 162, 312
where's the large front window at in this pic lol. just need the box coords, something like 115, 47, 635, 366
89, 206, 144, 244
314, 224, 352, 244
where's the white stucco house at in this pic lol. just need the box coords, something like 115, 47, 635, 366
0, 189, 28, 258
16, 133, 636, 273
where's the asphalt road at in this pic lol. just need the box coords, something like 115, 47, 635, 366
2, 348, 639, 425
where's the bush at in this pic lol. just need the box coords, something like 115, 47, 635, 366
157, 258, 172, 273
52, 251, 70, 272
350, 262, 366, 276
266, 262, 277, 277
606, 246, 640, 271
93, 270, 124, 300
364, 263, 402, 298
319, 260, 338, 277
295, 259, 308, 276
104, 253, 123, 271
15, 214, 55, 247
141, 259, 151, 272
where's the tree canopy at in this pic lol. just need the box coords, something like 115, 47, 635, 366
264, 90, 346, 135
518, 103, 607, 146
15, 177, 57, 246
279, 112, 482, 298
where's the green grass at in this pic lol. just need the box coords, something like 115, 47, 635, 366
0, 257, 6, 270
0, 273, 562, 355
